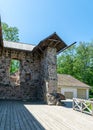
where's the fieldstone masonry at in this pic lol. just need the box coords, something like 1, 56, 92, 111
0, 47, 57, 102
0, 22, 67, 103
40, 47, 57, 102
0, 48, 41, 100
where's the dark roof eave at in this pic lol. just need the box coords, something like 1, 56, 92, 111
32, 32, 67, 54
57, 42, 77, 55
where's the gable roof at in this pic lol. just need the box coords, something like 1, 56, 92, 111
57, 74, 90, 88
0, 18, 67, 53
32, 32, 67, 54
2, 32, 67, 54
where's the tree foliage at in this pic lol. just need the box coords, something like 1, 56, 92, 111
2, 22, 19, 42
57, 42, 93, 97
2, 22, 20, 74
10, 60, 20, 74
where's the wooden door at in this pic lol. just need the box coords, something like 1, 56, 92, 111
64, 92, 73, 99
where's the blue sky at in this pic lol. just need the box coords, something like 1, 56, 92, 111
0, 0, 93, 45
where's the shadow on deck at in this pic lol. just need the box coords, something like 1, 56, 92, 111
0, 100, 45, 130
0, 100, 93, 130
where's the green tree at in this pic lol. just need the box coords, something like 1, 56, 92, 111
10, 60, 20, 74
2, 22, 20, 74
73, 42, 93, 84
2, 22, 19, 42
57, 42, 93, 97
57, 45, 76, 75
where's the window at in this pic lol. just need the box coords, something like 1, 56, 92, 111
25, 73, 31, 81
10, 59, 20, 86
10, 59, 20, 74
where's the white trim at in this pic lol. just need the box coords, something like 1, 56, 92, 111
4, 41, 35, 51
61, 87, 77, 98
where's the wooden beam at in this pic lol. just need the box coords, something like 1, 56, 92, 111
48, 41, 54, 47
38, 47, 44, 53
57, 42, 77, 55
48, 41, 61, 48
53, 41, 61, 47
48, 39, 61, 42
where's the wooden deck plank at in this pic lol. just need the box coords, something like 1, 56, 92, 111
0, 102, 4, 126
13, 102, 21, 130
31, 108, 63, 130
18, 102, 38, 130
0, 101, 93, 130
21, 105, 44, 130
25, 104, 93, 130
26, 105, 74, 130
0, 102, 7, 130
15, 102, 27, 130
5, 101, 11, 130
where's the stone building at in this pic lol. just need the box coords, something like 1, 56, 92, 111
0, 20, 67, 103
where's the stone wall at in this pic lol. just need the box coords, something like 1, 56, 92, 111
0, 48, 42, 100
40, 47, 57, 103
0, 47, 57, 102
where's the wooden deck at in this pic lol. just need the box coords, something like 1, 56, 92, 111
0, 101, 93, 130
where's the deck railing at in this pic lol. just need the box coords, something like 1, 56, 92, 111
73, 98, 93, 115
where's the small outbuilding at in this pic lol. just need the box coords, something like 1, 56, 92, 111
57, 74, 90, 99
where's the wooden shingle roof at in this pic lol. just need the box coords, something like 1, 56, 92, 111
32, 32, 67, 54
57, 74, 90, 88
0, 17, 67, 53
